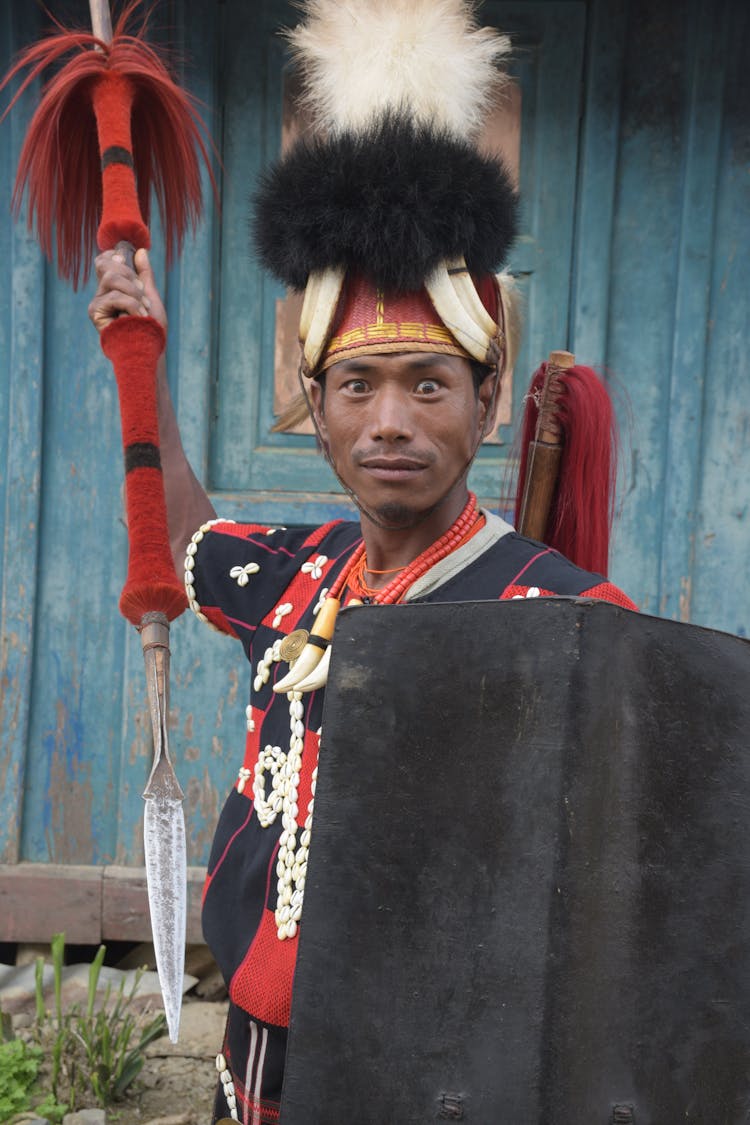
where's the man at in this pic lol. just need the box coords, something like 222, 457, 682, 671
89, 3, 635, 1120
89, 252, 635, 1123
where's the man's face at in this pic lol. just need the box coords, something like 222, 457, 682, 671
309, 352, 497, 527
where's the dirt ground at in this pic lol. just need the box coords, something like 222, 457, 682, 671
119, 996, 227, 1123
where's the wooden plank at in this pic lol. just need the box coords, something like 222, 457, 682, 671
209, 0, 274, 494
603, 0, 691, 612
12, 0, 128, 867
0, 4, 46, 865
168, 0, 220, 491
0, 863, 207, 945
690, 0, 750, 637
103, 865, 206, 945
21, 262, 126, 864
0, 863, 102, 943
570, 0, 629, 363
657, 0, 729, 622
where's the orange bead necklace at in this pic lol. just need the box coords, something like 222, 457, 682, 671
337, 492, 483, 604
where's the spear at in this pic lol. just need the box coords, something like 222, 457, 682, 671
1, 0, 215, 1041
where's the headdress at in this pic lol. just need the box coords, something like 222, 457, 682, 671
254, 0, 519, 378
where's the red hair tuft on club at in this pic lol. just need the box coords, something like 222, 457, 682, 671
514, 364, 618, 577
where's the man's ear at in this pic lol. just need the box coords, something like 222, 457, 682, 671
478, 370, 500, 438
308, 378, 328, 441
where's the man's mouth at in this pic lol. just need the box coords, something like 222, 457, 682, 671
358, 457, 428, 480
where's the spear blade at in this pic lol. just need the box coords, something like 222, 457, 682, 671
141, 612, 186, 1043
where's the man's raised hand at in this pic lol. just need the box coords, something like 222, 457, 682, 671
88, 247, 167, 335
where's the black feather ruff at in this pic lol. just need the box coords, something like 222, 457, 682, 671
253, 115, 518, 292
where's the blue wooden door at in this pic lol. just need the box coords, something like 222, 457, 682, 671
118, 0, 588, 871
1, 0, 747, 922
155, 0, 586, 866
0, 0, 586, 876
206, 0, 586, 522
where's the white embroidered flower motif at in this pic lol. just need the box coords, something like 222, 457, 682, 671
512, 586, 541, 600
230, 561, 260, 587
301, 554, 328, 582
313, 587, 329, 615
273, 601, 293, 629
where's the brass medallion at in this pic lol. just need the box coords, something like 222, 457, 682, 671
280, 628, 310, 662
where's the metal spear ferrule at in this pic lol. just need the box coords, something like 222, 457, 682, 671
141, 612, 184, 802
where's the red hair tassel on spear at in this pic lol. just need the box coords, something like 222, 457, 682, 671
1, 0, 216, 1042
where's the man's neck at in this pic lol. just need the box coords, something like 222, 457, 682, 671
358, 488, 470, 589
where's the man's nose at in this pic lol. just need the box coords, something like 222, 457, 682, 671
369, 386, 414, 441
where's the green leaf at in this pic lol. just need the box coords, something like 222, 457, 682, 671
34, 954, 46, 1025
50, 932, 65, 1024
112, 1053, 143, 1098
87, 945, 107, 1018
137, 1014, 168, 1050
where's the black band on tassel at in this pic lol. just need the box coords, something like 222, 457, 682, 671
124, 442, 161, 473
102, 145, 135, 170
307, 634, 330, 652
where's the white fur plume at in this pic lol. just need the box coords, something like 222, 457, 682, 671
286, 0, 511, 139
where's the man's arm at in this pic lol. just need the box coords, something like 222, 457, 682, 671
88, 248, 216, 571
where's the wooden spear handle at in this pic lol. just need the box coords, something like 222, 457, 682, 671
517, 350, 575, 543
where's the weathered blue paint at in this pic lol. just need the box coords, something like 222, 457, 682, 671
0, 3, 46, 864
0, 0, 748, 876
480, 0, 586, 496
571, 0, 629, 363
657, 0, 729, 623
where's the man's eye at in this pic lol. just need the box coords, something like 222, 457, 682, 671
344, 379, 369, 394
415, 379, 440, 395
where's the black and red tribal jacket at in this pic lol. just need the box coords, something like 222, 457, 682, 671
186, 514, 636, 1124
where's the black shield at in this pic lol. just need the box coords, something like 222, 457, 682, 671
280, 599, 750, 1124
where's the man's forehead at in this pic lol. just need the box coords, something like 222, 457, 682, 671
329, 352, 470, 376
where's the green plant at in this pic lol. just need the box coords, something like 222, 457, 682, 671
32, 932, 167, 1111
0, 1035, 41, 1120
34, 1093, 67, 1123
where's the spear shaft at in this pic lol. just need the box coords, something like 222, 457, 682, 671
89, 0, 113, 44
88, 0, 187, 1042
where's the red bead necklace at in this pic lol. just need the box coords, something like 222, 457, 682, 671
335, 492, 482, 605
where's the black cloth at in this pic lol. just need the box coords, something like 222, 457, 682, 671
188, 516, 633, 1123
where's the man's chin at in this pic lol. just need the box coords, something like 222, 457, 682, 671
368, 500, 427, 529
